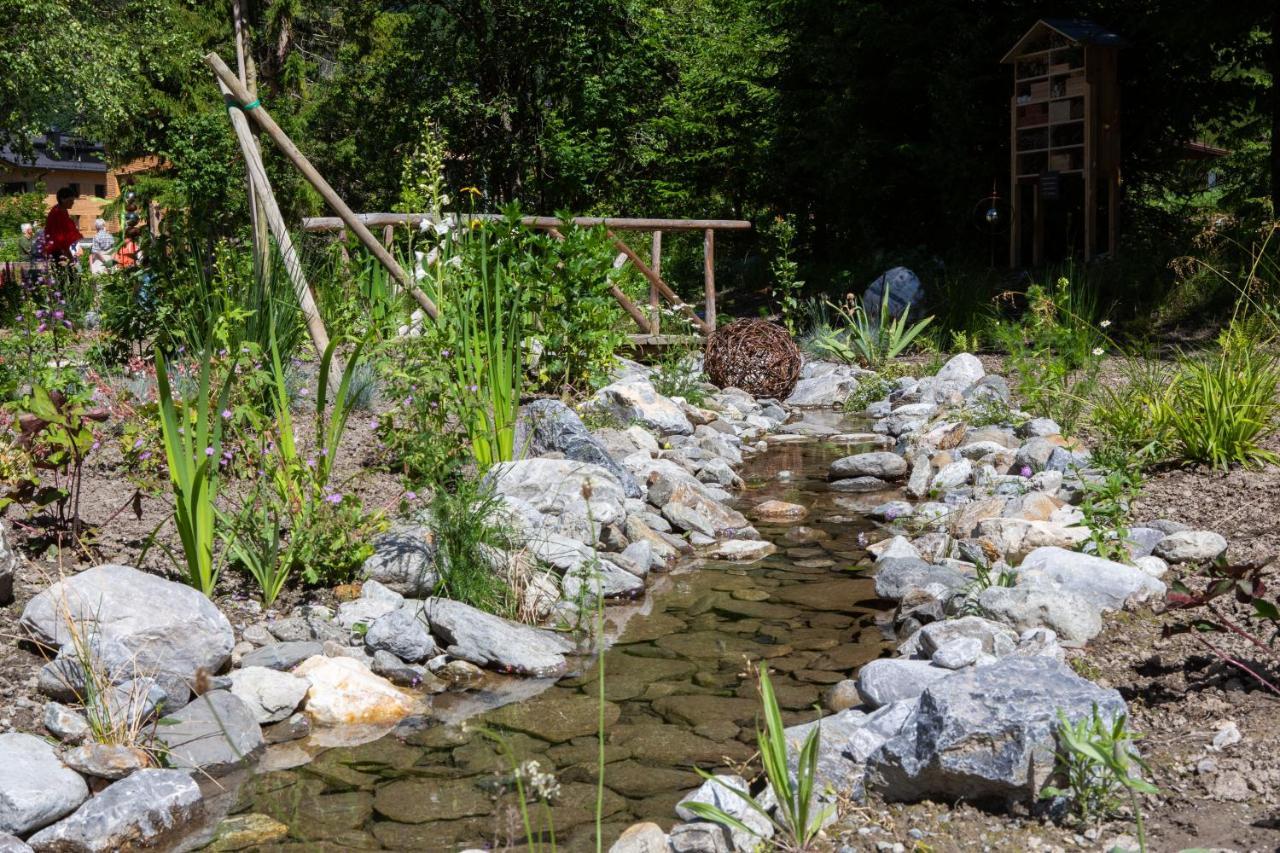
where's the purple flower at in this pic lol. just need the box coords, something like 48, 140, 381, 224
325, 493, 342, 505
1019, 465, 1033, 478
306, 457, 316, 468
885, 507, 898, 521
133, 438, 145, 449
90, 440, 100, 451
298, 388, 309, 397
52, 310, 63, 320
468, 384, 478, 393
36, 324, 46, 333
139, 451, 151, 461
221, 408, 232, 419
205, 446, 215, 457
404, 491, 417, 501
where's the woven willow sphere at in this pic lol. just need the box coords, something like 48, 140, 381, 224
704, 318, 801, 399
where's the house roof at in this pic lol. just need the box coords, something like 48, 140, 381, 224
0, 133, 108, 174
1001, 18, 1127, 63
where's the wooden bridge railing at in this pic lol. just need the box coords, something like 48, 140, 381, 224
300, 213, 752, 337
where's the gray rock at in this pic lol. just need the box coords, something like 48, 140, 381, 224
868, 501, 914, 522
485, 458, 628, 544
361, 524, 438, 597
856, 659, 954, 708
667, 822, 731, 853
930, 637, 983, 670
263, 712, 311, 744
1123, 527, 1168, 559
0, 525, 15, 606
239, 641, 323, 671
1017, 418, 1061, 438
975, 585, 1103, 643
364, 605, 438, 663
867, 656, 1126, 804
966, 374, 1011, 403
697, 458, 743, 490
228, 666, 310, 724
25, 769, 202, 852
675, 775, 772, 850
786, 370, 863, 407
514, 399, 643, 498
359, 579, 404, 606
526, 534, 644, 599
20, 564, 234, 708
828, 476, 891, 493
1014, 438, 1057, 472
61, 744, 148, 781
155, 690, 265, 777
830, 452, 908, 481
1153, 530, 1228, 564
782, 701, 915, 802
898, 616, 1019, 659
371, 649, 429, 686
1133, 555, 1169, 579
424, 597, 567, 677
930, 460, 973, 492
335, 597, 398, 633
0, 835, 32, 853
1045, 446, 1090, 473
905, 455, 932, 499
1018, 547, 1166, 611
874, 558, 967, 600
1139, 518, 1189, 535
620, 540, 657, 575
587, 379, 693, 436
43, 703, 90, 744
1013, 628, 1065, 662
934, 353, 985, 390
0, 733, 88, 836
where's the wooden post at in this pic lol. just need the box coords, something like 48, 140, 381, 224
382, 224, 395, 249
203, 51, 439, 322
218, 80, 330, 354
232, 0, 270, 283
608, 232, 711, 334
703, 228, 716, 333
649, 230, 662, 334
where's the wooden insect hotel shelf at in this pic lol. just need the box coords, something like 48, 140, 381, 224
1003, 18, 1124, 266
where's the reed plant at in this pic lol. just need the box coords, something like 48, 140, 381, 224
155, 341, 234, 596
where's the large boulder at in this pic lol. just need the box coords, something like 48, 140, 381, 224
785, 365, 863, 407
514, 399, 643, 498
360, 525, 438, 596
975, 585, 1103, 643
0, 733, 88, 836
484, 458, 627, 545
1018, 547, 1166, 611
830, 452, 908, 481
933, 353, 985, 390
856, 659, 954, 708
586, 380, 693, 436
1153, 530, 1228, 564
228, 666, 310, 724
363, 605, 438, 663
867, 656, 1126, 804
424, 597, 568, 677
20, 565, 234, 709
525, 534, 645, 600
25, 769, 202, 852
155, 690, 265, 777
675, 775, 772, 850
975, 519, 1089, 563
873, 558, 968, 600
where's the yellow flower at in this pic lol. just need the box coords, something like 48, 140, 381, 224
461, 186, 482, 197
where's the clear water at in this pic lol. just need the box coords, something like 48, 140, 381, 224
224, 421, 895, 851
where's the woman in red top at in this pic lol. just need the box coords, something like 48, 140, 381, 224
43, 187, 82, 261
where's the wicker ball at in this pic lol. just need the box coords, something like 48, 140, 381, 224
704, 319, 801, 399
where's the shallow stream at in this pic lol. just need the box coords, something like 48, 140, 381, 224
230, 416, 895, 851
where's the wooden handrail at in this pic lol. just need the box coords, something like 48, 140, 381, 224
301, 213, 751, 233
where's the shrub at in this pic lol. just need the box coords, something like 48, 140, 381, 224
810, 287, 932, 369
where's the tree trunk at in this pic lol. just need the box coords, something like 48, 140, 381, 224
1272, 7, 1280, 216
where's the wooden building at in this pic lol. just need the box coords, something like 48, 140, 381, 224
1003, 19, 1124, 266
0, 133, 163, 238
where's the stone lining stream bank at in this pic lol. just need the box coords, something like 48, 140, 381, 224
0, 354, 1228, 852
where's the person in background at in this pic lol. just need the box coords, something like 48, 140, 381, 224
115, 225, 139, 270
43, 187, 82, 263
89, 218, 115, 275
17, 223, 35, 258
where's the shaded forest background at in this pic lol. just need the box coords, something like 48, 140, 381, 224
1, 0, 1276, 317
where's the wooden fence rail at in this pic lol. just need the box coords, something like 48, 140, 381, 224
300, 212, 751, 337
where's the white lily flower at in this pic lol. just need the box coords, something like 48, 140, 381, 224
418, 218, 432, 233
433, 219, 451, 237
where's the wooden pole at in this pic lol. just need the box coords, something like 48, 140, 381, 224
203, 51, 440, 322
232, 0, 270, 282
703, 228, 716, 333
301, 213, 752, 233
545, 226, 650, 333
650, 230, 662, 334
609, 232, 710, 334
218, 80, 330, 354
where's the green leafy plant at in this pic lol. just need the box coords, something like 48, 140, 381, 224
428, 473, 518, 615
765, 214, 805, 333
683, 665, 834, 850
155, 344, 235, 596
1165, 325, 1280, 469
1088, 357, 1175, 469
1, 386, 108, 537
1073, 465, 1141, 563
841, 373, 894, 414
811, 287, 933, 369
1042, 705, 1157, 852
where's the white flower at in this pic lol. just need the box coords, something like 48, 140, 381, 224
1092, 347, 1104, 356
426, 247, 440, 267
418, 218, 432, 233
1100, 320, 1112, 328
439, 194, 450, 207
446, 254, 462, 268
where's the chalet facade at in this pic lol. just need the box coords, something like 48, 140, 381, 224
0, 133, 162, 238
